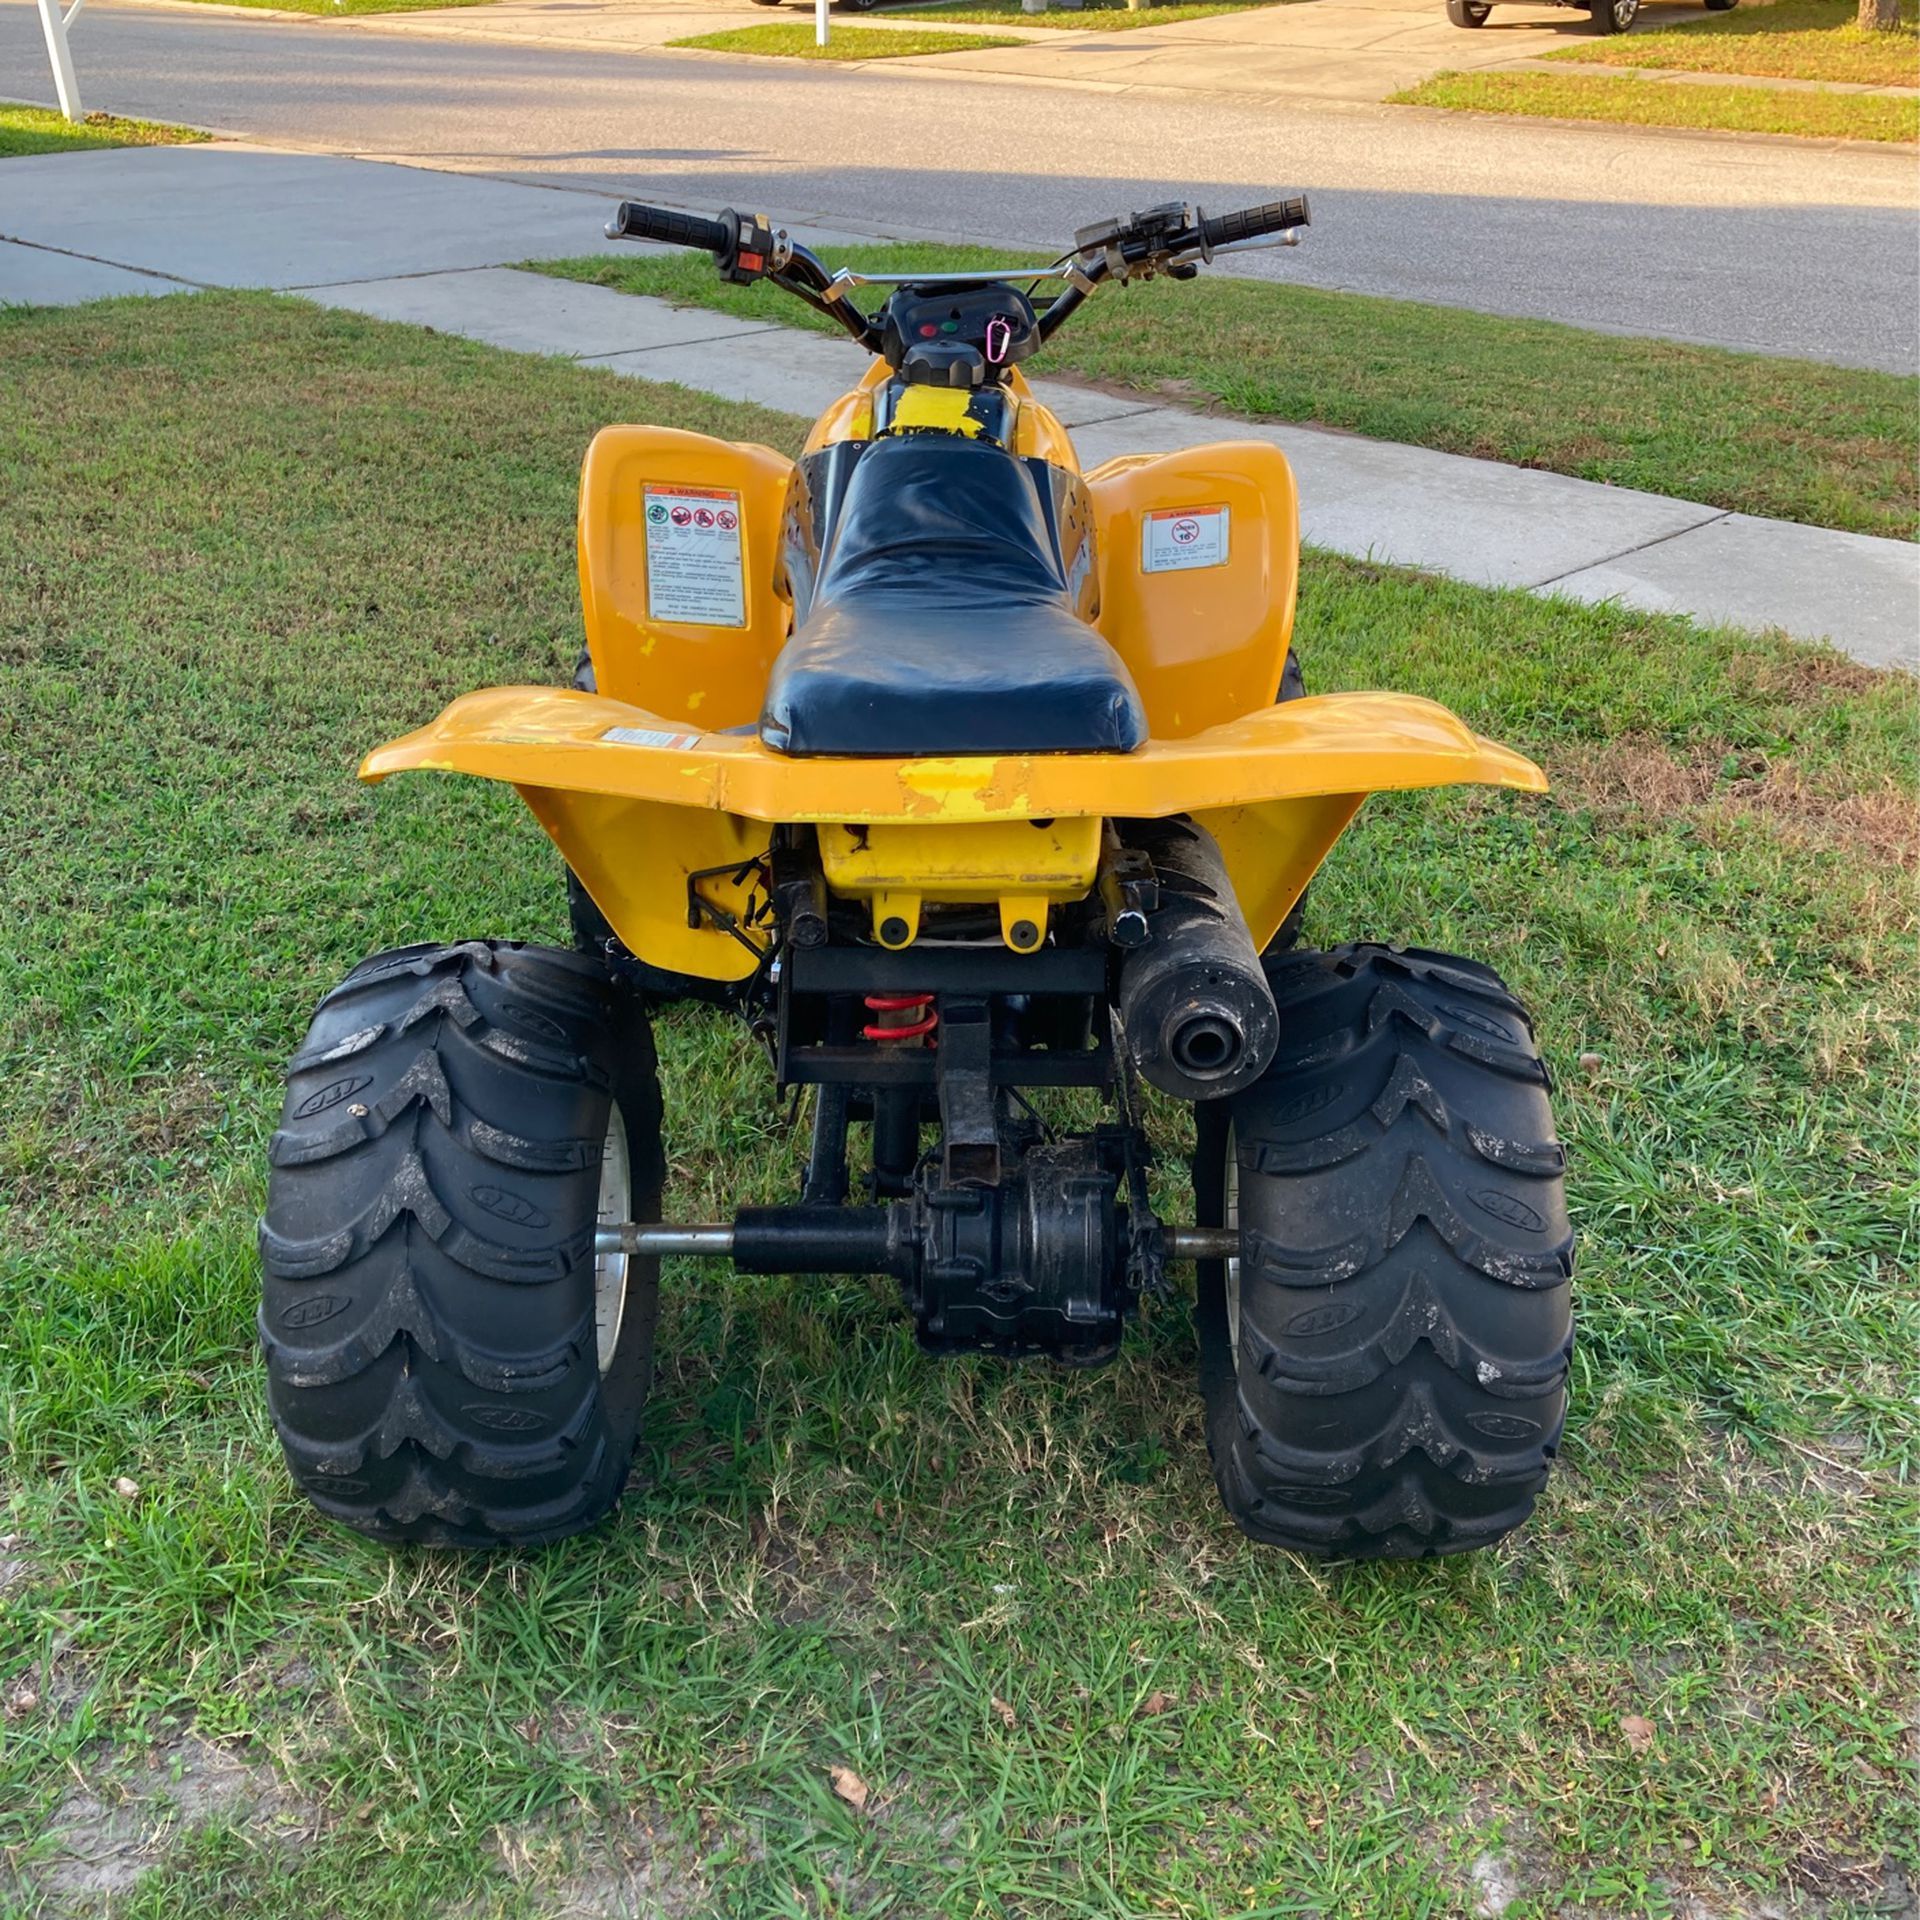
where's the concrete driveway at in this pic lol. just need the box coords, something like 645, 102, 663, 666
283, 0, 1741, 104
882, 0, 1716, 104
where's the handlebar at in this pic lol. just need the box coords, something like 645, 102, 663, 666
1199, 196, 1310, 251
602, 192, 1310, 359
606, 201, 733, 254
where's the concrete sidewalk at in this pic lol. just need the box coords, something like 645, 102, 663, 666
4, 143, 1913, 669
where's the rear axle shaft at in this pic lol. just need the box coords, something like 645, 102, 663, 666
595, 1220, 1239, 1263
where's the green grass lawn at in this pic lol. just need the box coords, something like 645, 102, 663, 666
1546, 0, 1920, 86
669, 21, 1020, 55
880, 0, 1287, 30
0, 104, 207, 158
1393, 67, 1919, 140
532, 243, 1920, 542
2, 290, 1916, 1919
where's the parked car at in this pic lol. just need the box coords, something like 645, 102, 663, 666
1447, 0, 1734, 32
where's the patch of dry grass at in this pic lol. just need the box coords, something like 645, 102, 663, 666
1552, 732, 1920, 867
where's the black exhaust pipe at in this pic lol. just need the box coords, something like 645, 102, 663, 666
1115, 817, 1279, 1102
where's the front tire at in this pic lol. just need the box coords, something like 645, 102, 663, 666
1193, 945, 1573, 1559
1587, 0, 1639, 30
260, 941, 665, 1548
1446, 0, 1493, 24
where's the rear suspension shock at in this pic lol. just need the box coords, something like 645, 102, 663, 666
862, 992, 937, 1043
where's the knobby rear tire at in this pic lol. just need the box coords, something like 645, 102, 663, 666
1194, 945, 1574, 1559
260, 941, 664, 1548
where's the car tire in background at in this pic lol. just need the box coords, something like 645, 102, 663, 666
1445, 0, 1494, 24
1587, 0, 1640, 29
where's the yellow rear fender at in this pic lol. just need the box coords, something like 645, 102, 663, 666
362, 689, 1545, 981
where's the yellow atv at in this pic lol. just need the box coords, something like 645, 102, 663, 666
260, 197, 1574, 1558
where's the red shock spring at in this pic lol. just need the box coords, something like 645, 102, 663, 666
862, 992, 937, 1043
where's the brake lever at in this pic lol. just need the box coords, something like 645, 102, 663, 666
1209, 231, 1304, 256
1140, 229, 1303, 281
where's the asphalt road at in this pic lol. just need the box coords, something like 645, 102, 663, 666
4, 0, 1916, 369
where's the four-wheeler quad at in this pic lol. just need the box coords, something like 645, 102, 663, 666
260, 194, 1574, 1560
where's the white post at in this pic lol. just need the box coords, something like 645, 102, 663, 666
815, 0, 828, 48
36, 0, 84, 122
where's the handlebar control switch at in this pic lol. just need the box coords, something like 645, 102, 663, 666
722, 214, 778, 286
1073, 194, 1309, 284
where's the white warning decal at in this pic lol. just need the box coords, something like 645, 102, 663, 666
643, 485, 746, 627
1141, 504, 1229, 575
599, 726, 700, 750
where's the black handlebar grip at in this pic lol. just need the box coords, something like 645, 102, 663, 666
1199, 196, 1311, 249
605, 202, 734, 254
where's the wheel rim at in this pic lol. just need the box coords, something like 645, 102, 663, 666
1223, 1121, 1242, 1373
594, 1102, 632, 1376
1612, 0, 1635, 24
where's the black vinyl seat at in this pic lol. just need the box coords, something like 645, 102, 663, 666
761, 436, 1149, 758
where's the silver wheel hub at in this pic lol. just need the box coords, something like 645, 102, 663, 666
594, 1103, 632, 1376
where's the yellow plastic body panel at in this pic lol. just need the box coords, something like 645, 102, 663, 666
416, 396, 1533, 983
818, 817, 1104, 950
1006, 371, 1079, 469
522, 787, 770, 982
576, 425, 794, 725
363, 688, 1545, 980
1086, 443, 1299, 739
802, 361, 885, 453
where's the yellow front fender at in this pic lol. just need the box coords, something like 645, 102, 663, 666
362, 689, 1545, 981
